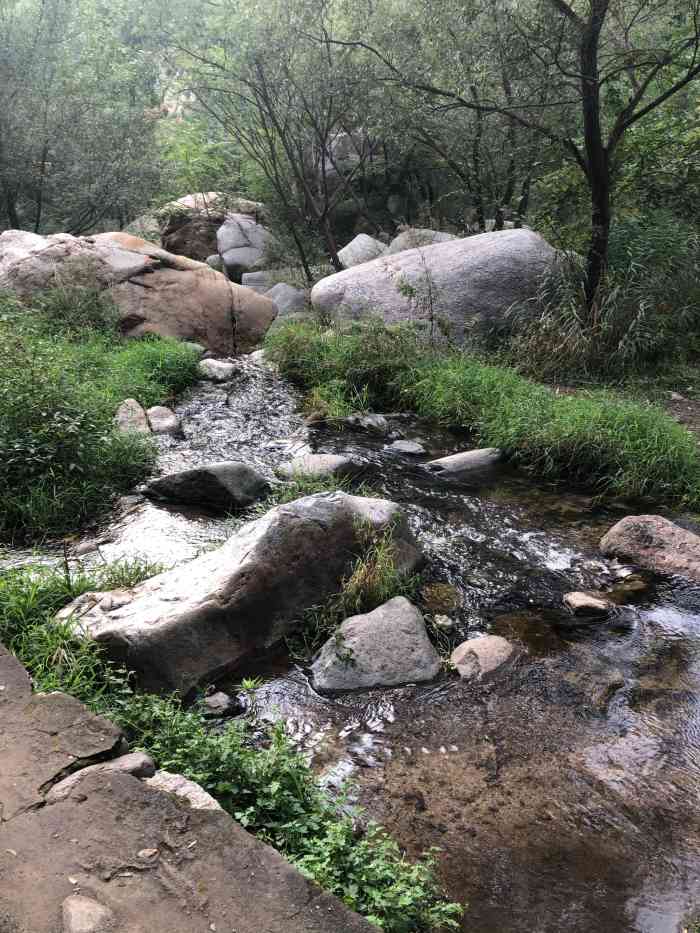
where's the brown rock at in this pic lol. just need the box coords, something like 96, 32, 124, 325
563, 591, 614, 617
600, 515, 700, 582
114, 398, 150, 434
451, 635, 515, 681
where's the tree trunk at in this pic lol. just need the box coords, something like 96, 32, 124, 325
322, 216, 343, 271
580, 1, 611, 312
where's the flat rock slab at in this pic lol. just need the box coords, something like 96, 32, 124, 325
312, 597, 441, 692
563, 591, 615, 617
0, 655, 124, 820
58, 493, 421, 694
601, 514, 700, 583
0, 769, 374, 933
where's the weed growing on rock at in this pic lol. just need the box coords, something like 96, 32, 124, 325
0, 560, 462, 932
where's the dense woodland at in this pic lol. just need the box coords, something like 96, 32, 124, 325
1, 0, 699, 315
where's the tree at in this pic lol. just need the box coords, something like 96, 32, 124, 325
335, 0, 700, 309
0, 0, 163, 234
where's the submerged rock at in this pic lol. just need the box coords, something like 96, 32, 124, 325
62, 895, 115, 933
57, 492, 421, 693
387, 439, 426, 456
563, 591, 615, 617
426, 448, 502, 477
145, 461, 270, 511
115, 398, 150, 434
340, 412, 391, 436
450, 635, 514, 681
311, 597, 441, 692
601, 515, 700, 583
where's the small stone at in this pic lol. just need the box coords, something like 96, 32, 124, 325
670, 391, 686, 401
340, 412, 391, 435
387, 440, 426, 456
146, 770, 223, 811
203, 691, 243, 717
146, 405, 181, 435
198, 358, 237, 382
563, 591, 615, 617
451, 635, 514, 680
137, 848, 159, 860
276, 453, 363, 481
114, 398, 150, 434
426, 448, 502, 477
433, 614, 455, 630
62, 895, 115, 933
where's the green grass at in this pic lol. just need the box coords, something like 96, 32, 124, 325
266, 318, 700, 505
0, 559, 462, 932
0, 288, 201, 541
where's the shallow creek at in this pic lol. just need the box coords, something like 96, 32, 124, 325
7, 354, 700, 932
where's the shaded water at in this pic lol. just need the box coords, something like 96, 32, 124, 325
6, 354, 700, 931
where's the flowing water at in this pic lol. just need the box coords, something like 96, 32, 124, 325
6, 354, 700, 931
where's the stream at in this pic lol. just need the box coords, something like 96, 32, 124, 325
7, 353, 700, 932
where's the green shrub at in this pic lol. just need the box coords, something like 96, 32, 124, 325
0, 560, 462, 932
0, 290, 201, 541
266, 319, 700, 505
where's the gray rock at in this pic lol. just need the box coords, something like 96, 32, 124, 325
58, 492, 422, 693
341, 412, 391, 435
62, 895, 115, 933
198, 358, 237, 382
601, 515, 700, 583
145, 461, 270, 511
311, 229, 558, 342
563, 591, 615, 617
47, 752, 156, 803
312, 597, 440, 692
387, 440, 426, 456
203, 691, 243, 717
338, 234, 387, 269
386, 228, 457, 255
181, 341, 206, 357
206, 253, 224, 272
277, 453, 363, 480
266, 282, 307, 315
146, 405, 180, 435
145, 770, 223, 811
451, 635, 514, 680
114, 398, 150, 434
241, 270, 274, 293
427, 448, 502, 476
217, 213, 272, 281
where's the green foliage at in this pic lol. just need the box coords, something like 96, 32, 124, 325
1, 560, 462, 932
267, 319, 700, 505
498, 228, 700, 381
0, 290, 201, 541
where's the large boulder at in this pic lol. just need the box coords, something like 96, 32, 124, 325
338, 234, 387, 269
266, 282, 307, 315
0, 230, 277, 353
57, 492, 422, 693
311, 596, 441, 692
157, 193, 265, 262
217, 213, 273, 282
311, 229, 558, 342
600, 515, 700, 583
386, 228, 457, 255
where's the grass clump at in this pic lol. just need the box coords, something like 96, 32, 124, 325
0, 560, 462, 932
288, 524, 420, 658
266, 318, 700, 505
0, 288, 201, 542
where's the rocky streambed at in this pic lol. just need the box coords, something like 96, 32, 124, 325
7, 353, 700, 932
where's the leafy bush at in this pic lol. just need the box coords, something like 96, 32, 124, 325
0, 289, 201, 541
1, 560, 462, 932
267, 319, 700, 504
